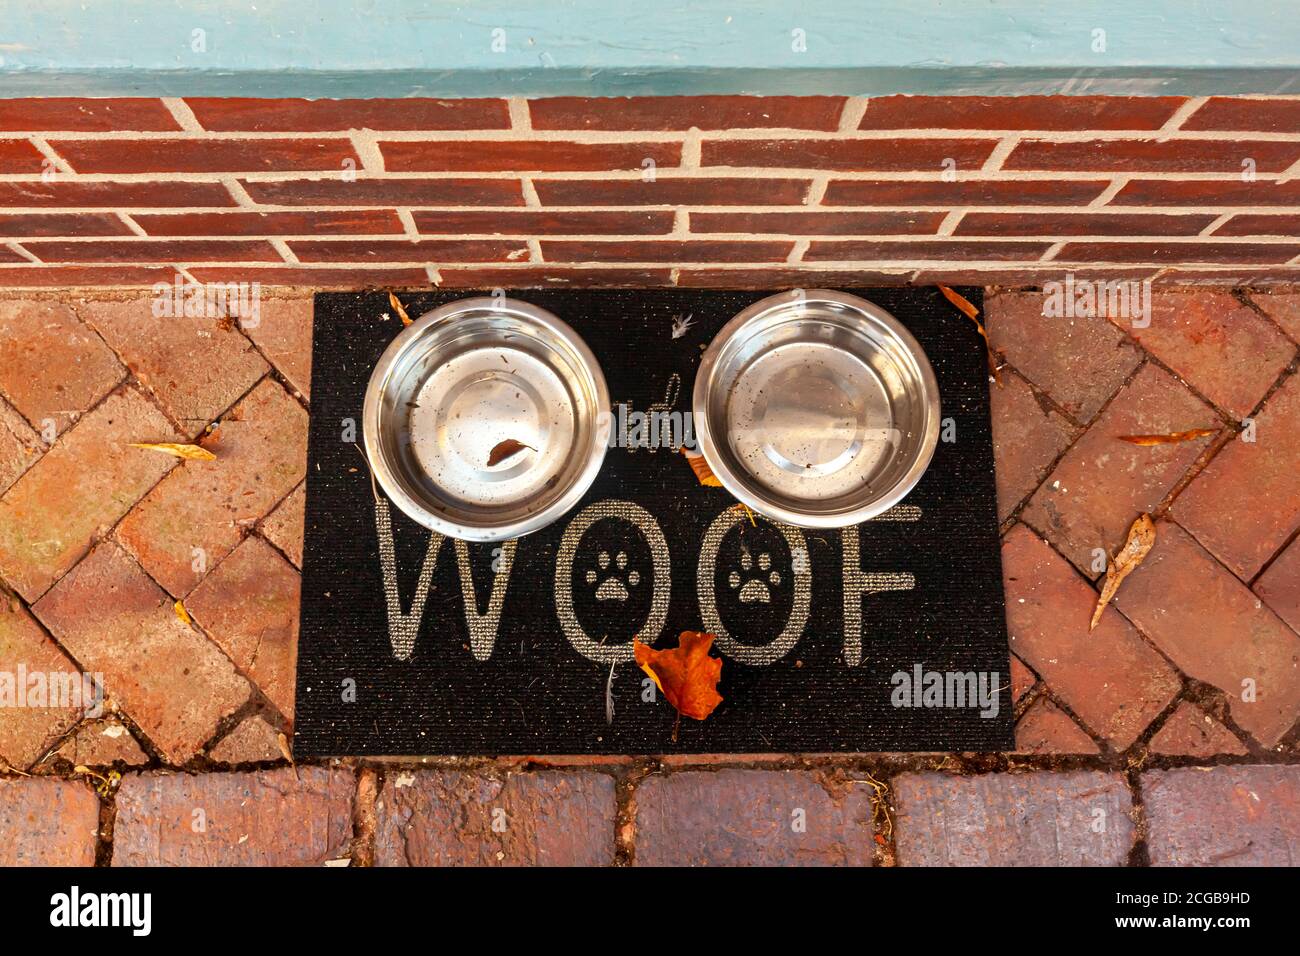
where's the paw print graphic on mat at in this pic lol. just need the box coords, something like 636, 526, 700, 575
728, 550, 781, 604
586, 550, 641, 602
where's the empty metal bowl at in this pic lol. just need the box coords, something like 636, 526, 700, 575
693, 290, 939, 528
364, 297, 609, 542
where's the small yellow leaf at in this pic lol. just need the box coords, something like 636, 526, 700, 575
129, 442, 216, 461
174, 600, 191, 626
389, 292, 412, 326
681, 449, 723, 487
276, 732, 294, 764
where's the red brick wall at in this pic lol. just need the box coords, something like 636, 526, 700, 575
1, 94, 1299, 289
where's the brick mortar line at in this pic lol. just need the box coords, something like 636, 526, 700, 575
8, 170, 1300, 183
1090, 177, 1130, 207
1235, 287, 1300, 347
17, 128, 1300, 142
221, 178, 259, 208
395, 208, 419, 238
1198, 213, 1234, 236
115, 212, 148, 237
160, 98, 204, 133
27, 138, 74, 176
837, 97, 870, 132
10, 203, 1300, 215
1157, 97, 1210, 135
3, 240, 40, 263
9, 233, 1300, 244
5, 261, 1294, 277
11, 259, 1300, 275
7, 204, 1300, 221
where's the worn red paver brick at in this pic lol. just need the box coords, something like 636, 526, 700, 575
51, 138, 360, 175
185, 97, 510, 132
0, 388, 179, 601
533, 177, 810, 207
858, 95, 1185, 131
990, 369, 1080, 521
1120, 292, 1294, 419
0, 180, 235, 209
0, 777, 99, 865
1001, 524, 1181, 749
1255, 535, 1300, 634
1060, 240, 1300, 266
243, 297, 313, 398
260, 482, 304, 568
1113, 521, 1300, 746
77, 296, 270, 435
1148, 702, 1248, 758
1006, 138, 1300, 173
208, 715, 285, 765
0, 396, 43, 495
1173, 372, 1300, 581
1023, 363, 1216, 574
1010, 653, 1036, 703
0, 299, 125, 433
1183, 97, 1300, 132
530, 95, 846, 131
0, 211, 136, 237
132, 208, 404, 237
1015, 698, 1100, 754
381, 139, 681, 173
116, 378, 307, 597
1247, 291, 1300, 342
374, 770, 616, 866
893, 771, 1135, 866
1143, 765, 1300, 866
185, 536, 299, 719
0, 604, 84, 769
32, 541, 249, 764
985, 291, 1142, 422
113, 767, 354, 866
51, 717, 149, 769
633, 769, 874, 866
0, 97, 181, 133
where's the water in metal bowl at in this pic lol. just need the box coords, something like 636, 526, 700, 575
693, 290, 939, 528
364, 297, 609, 541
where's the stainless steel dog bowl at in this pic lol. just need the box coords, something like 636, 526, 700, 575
363, 297, 609, 542
693, 290, 939, 528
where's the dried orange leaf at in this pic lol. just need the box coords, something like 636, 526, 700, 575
276, 732, 294, 764
938, 284, 979, 320
938, 285, 1002, 386
129, 442, 216, 461
1118, 428, 1218, 446
681, 448, 723, 487
173, 600, 192, 626
1090, 513, 1156, 630
634, 631, 724, 721
388, 291, 412, 326
487, 438, 536, 466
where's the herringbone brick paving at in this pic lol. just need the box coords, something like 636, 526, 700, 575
0, 287, 1297, 866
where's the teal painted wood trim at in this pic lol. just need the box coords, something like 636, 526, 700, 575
3, 0, 1299, 98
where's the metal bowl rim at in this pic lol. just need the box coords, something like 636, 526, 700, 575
692, 289, 940, 528
363, 296, 609, 542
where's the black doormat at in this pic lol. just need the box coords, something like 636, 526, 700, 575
294, 288, 1012, 756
